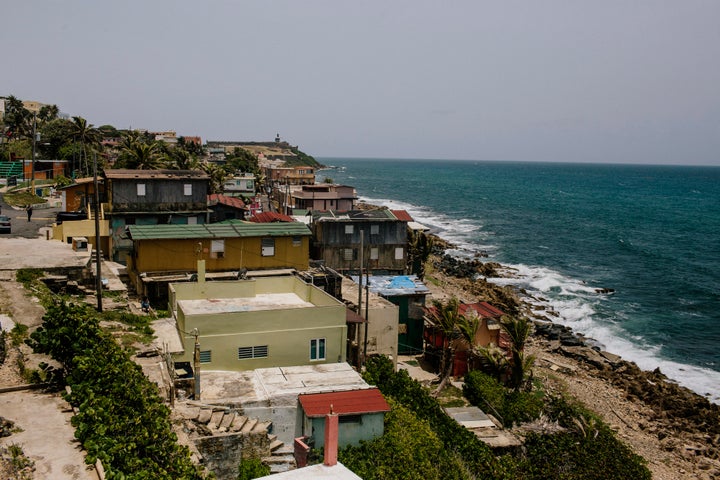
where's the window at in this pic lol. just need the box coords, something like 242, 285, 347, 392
395, 247, 404, 260
370, 224, 379, 235
261, 238, 275, 256
238, 345, 269, 360
137, 183, 146, 196
345, 225, 354, 235
184, 184, 192, 196
370, 247, 379, 260
187, 216, 198, 225
310, 338, 326, 361
339, 415, 362, 424
199, 350, 212, 363
211, 239, 225, 259
292, 236, 302, 247
343, 248, 356, 261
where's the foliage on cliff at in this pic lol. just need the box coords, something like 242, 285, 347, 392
354, 355, 650, 480
26, 301, 204, 479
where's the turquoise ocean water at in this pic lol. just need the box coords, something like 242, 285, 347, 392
318, 158, 720, 402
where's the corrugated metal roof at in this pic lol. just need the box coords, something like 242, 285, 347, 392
104, 169, 209, 180
314, 209, 398, 221
208, 194, 245, 209
298, 388, 390, 417
128, 222, 311, 240
351, 275, 430, 297
250, 211, 295, 223
462, 301, 505, 319
390, 209, 414, 222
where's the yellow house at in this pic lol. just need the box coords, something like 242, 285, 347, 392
169, 275, 347, 371
126, 222, 312, 297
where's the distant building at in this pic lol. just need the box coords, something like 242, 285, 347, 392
311, 209, 408, 275
222, 174, 256, 197
103, 169, 210, 263
291, 184, 357, 212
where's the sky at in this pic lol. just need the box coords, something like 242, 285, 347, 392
3, 1, 719, 165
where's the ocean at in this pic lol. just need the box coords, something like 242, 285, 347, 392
317, 158, 720, 402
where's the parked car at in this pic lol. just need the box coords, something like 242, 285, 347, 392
0, 215, 11, 234
55, 211, 87, 224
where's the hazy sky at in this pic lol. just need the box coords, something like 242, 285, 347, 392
3, 1, 719, 165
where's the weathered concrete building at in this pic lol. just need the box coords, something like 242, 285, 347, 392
169, 274, 347, 371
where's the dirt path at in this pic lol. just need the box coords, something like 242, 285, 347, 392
0, 279, 98, 480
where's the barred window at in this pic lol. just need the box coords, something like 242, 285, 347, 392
199, 350, 212, 363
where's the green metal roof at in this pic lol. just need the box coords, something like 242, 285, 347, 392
128, 222, 311, 240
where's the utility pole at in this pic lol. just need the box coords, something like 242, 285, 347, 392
192, 329, 201, 400
93, 153, 103, 312
31, 113, 37, 193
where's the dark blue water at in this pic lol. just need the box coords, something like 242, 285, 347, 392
319, 158, 720, 400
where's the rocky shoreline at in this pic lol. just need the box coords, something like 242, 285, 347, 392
424, 233, 720, 479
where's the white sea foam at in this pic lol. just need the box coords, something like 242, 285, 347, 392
357, 193, 720, 402
489, 262, 720, 403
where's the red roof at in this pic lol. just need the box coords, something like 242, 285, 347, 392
208, 194, 245, 209
250, 211, 295, 223
461, 302, 505, 319
298, 389, 390, 417
391, 209, 414, 222
426, 301, 505, 320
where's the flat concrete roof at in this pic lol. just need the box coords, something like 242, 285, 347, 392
200, 363, 369, 406
257, 462, 362, 480
0, 238, 90, 271
178, 292, 314, 315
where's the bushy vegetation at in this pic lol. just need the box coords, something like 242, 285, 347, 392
362, 356, 513, 479
463, 371, 543, 427
26, 301, 204, 479
358, 356, 651, 480
340, 400, 470, 480
237, 457, 270, 480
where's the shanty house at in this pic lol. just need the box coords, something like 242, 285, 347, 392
424, 301, 508, 377
298, 388, 390, 448
126, 222, 312, 301
311, 209, 408, 275
104, 169, 210, 263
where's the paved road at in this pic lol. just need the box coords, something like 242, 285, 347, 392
0, 191, 62, 239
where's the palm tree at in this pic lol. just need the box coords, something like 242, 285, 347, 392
427, 297, 468, 394
500, 315, 535, 391
122, 141, 163, 170
202, 162, 229, 195
69, 116, 102, 176
407, 230, 435, 279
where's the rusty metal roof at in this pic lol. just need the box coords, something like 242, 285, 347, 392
390, 210, 414, 222
250, 211, 295, 223
208, 194, 246, 209
104, 169, 209, 180
298, 388, 390, 417
127, 222, 311, 240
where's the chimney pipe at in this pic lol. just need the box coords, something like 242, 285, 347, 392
324, 406, 339, 467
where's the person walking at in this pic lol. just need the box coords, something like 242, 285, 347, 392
26, 204, 33, 222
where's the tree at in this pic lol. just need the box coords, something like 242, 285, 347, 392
1, 95, 32, 139
426, 297, 469, 393
116, 132, 163, 170
69, 116, 102, 176
500, 315, 535, 391
226, 147, 260, 176
202, 162, 229, 194
407, 230, 435, 279
37, 104, 59, 124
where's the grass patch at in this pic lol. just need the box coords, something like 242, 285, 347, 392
10, 324, 28, 347
3, 191, 43, 208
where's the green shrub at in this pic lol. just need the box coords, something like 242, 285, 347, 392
463, 371, 543, 427
340, 400, 469, 480
237, 458, 270, 480
27, 300, 204, 479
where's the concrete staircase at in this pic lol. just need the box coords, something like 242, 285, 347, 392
176, 404, 296, 474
